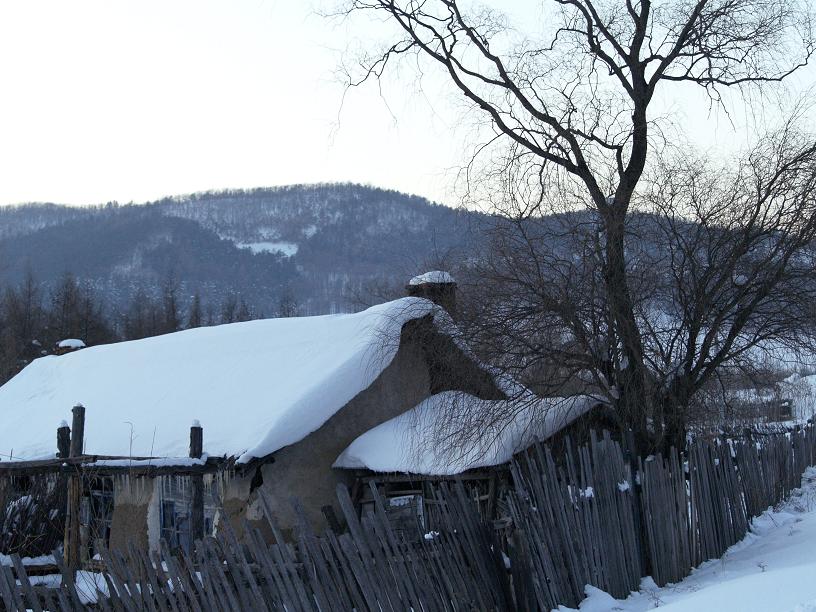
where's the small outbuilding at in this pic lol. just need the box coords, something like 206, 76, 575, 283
333, 391, 596, 533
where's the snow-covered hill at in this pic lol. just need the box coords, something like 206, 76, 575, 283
0, 184, 485, 315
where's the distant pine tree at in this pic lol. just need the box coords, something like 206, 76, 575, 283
187, 293, 203, 329
235, 298, 253, 322
160, 278, 180, 334
220, 294, 238, 324
277, 289, 300, 318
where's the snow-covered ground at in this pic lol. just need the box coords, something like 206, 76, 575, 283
559, 466, 816, 612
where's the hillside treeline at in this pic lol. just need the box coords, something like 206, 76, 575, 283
0, 271, 292, 386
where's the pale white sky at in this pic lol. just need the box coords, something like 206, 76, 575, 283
0, 0, 812, 207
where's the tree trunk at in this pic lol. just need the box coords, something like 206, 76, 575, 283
658, 394, 688, 455
604, 205, 652, 449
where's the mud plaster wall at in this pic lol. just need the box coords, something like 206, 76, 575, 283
218, 470, 258, 540
109, 476, 159, 553
223, 333, 431, 538
224, 318, 506, 538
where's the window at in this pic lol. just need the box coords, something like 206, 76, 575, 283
159, 476, 217, 552
85, 477, 114, 559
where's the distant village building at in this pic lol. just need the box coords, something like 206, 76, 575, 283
54, 338, 86, 356
0, 272, 593, 563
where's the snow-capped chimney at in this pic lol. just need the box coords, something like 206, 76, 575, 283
406, 271, 457, 317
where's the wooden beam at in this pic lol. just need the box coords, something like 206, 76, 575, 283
0, 454, 225, 472
357, 468, 507, 485
0, 460, 224, 477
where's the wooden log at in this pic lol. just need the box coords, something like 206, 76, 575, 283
64, 404, 85, 572
189, 422, 205, 544
57, 422, 71, 459
70, 404, 85, 457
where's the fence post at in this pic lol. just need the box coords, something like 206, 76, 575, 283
64, 404, 85, 572
56, 421, 70, 459
190, 421, 204, 545
623, 428, 649, 577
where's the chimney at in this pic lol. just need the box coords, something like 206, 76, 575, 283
406, 271, 457, 318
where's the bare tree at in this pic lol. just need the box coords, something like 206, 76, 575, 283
642, 124, 816, 443
235, 297, 254, 322
123, 289, 160, 341
49, 273, 113, 347
462, 123, 816, 449
160, 276, 181, 335
220, 293, 239, 324
277, 288, 301, 318
0, 271, 44, 381
339, 0, 814, 448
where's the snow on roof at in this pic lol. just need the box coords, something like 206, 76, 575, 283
334, 391, 596, 475
0, 297, 445, 463
57, 338, 85, 349
92, 456, 208, 469
408, 271, 456, 286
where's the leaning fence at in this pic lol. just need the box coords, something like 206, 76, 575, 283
0, 425, 814, 611
508, 427, 816, 610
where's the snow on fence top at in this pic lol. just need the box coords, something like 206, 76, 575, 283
334, 391, 596, 475
57, 338, 85, 349
0, 297, 443, 463
408, 271, 455, 286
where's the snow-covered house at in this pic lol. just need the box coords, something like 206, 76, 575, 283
54, 338, 86, 356
0, 273, 516, 558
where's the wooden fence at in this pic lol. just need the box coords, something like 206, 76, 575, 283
509, 427, 816, 610
0, 425, 814, 611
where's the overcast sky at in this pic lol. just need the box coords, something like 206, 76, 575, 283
0, 0, 813, 208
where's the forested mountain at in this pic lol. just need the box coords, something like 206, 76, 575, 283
0, 184, 483, 316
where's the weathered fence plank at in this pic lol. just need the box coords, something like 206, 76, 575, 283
2, 426, 814, 611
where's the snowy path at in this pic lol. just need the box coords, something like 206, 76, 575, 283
558, 466, 816, 612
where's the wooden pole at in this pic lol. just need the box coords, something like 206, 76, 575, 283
189, 422, 203, 459
64, 405, 85, 572
69, 405, 85, 458
189, 421, 205, 545
56, 421, 70, 459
